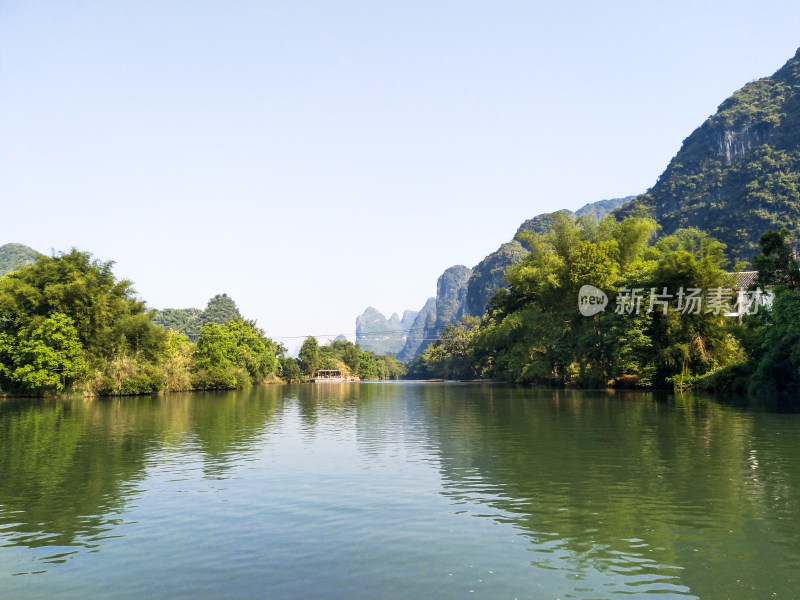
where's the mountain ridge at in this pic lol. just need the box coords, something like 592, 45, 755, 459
617, 47, 800, 261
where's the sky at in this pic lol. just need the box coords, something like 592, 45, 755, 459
2, 1, 800, 350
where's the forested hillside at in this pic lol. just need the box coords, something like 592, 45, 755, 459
0, 243, 38, 277
151, 294, 242, 341
618, 48, 800, 261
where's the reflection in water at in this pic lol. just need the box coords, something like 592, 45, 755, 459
425, 386, 800, 598
1, 384, 799, 599
0, 388, 283, 565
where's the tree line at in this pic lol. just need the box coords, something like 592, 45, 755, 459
411, 212, 800, 397
0, 250, 400, 396
294, 336, 406, 381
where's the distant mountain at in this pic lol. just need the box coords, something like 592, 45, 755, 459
152, 293, 243, 341
618, 48, 800, 261
432, 265, 471, 331
355, 307, 418, 355
0, 243, 38, 277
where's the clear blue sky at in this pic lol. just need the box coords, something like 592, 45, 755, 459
2, 1, 799, 349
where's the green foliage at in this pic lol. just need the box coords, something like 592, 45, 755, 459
192, 319, 279, 390
0, 249, 283, 396
279, 356, 303, 382
150, 307, 204, 340
470, 214, 742, 388
93, 352, 162, 396
749, 290, 800, 394
160, 330, 194, 392
298, 336, 319, 377
0, 313, 85, 394
729, 228, 800, 397
358, 352, 377, 380
0, 249, 148, 361
753, 228, 800, 290
409, 315, 480, 379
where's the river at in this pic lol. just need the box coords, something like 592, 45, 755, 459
1, 383, 798, 598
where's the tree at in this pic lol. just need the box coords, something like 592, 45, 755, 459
298, 336, 319, 377
0, 313, 86, 394
754, 228, 800, 290
279, 357, 303, 382
358, 351, 377, 380
750, 290, 800, 394
0, 249, 153, 361
417, 315, 480, 379
192, 319, 280, 389
160, 330, 194, 392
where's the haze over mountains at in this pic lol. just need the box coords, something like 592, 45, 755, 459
355, 308, 418, 356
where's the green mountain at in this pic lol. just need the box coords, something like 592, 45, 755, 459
618, 48, 800, 261
0, 243, 39, 277
151, 293, 243, 341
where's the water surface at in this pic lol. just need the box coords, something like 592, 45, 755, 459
1, 383, 798, 598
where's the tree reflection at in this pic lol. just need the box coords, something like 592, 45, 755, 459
422, 386, 800, 598
0, 388, 283, 553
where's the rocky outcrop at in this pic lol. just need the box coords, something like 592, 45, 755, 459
714, 123, 773, 164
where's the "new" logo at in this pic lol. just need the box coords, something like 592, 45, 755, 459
578, 285, 608, 316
